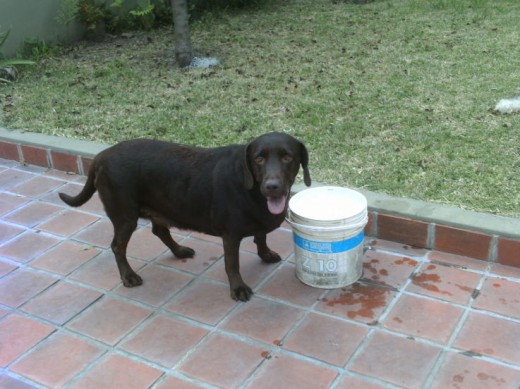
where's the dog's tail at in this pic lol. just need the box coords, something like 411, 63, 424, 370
59, 165, 97, 207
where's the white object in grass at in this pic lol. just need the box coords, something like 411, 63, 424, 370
189, 57, 220, 69
494, 96, 520, 114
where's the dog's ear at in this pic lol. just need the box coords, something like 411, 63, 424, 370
240, 144, 255, 190
300, 142, 311, 187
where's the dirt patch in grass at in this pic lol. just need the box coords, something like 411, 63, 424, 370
1, 0, 519, 217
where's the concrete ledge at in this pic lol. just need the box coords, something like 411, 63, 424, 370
0, 128, 108, 157
2, 126, 519, 267
361, 189, 520, 240
292, 182, 520, 240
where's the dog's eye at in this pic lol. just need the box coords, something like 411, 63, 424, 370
282, 155, 293, 163
255, 156, 266, 165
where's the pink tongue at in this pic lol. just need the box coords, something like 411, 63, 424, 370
267, 196, 287, 214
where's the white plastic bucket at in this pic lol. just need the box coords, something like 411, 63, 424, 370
288, 186, 368, 288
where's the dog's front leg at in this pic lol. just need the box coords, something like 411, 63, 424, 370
223, 236, 253, 301
254, 233, 282, 263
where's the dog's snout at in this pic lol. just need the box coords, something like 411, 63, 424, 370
265, 178, 281, 191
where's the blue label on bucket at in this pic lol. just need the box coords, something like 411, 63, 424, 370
293, 231, 365, 254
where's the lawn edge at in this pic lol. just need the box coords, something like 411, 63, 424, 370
1, 126, 518, 267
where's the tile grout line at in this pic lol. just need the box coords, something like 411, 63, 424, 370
427, 222, 436, 249
2, 164, 520, 387
422, 259, 492, 388
489, 234, 498, 262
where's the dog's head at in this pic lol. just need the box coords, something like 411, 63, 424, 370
241, 132, 311, 214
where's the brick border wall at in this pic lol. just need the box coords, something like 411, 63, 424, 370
1, 137, 519, 268
366, 213, 519, 267
0, 141, 94, 176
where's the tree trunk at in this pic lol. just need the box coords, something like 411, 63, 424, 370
171, 0, 193, 67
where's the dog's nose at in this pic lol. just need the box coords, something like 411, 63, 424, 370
265, 178, 281, 192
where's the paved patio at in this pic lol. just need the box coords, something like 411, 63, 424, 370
1, 158, 519, 389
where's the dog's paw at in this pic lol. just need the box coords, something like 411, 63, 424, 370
122, 272, 143, 287
259, 249, 282, 264
230, 284, 254, 302
174, 245, 195, 259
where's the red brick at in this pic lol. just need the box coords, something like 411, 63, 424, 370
120, 315, 208, 367
81, 156, 94, 175
0, 268, 57, 308
50, 151, 79, 173
0, 141, 19, 161
473, 277, 520, 320
114, 265, 192, 307
350, 331, 441, 388
179, 333, 266, 388
454, 312, 520, 365
67, 297, 152, 345
382, 294, 464, 344
377, 213, 429, 248
284, 313, 368, 366
0, 314, 54, 367
21, 281, 102, 325
164, 280, 236, 325
407, 262, 481, 305
316, 283, 397, 324
248, 354, 337, 389
362, 250, 419, 289
220, 298, 304, 344
258, 264, 326, 307
20, 145, 48, 167
431, 352, 520, 389
497, 237, 520, 267
434, 225, 491, 260
365, 211, 376, 236
72, 354, 162, 389
11, 333, 104, 387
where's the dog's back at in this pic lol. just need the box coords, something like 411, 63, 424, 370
86, 139, 246, 234
59, 133, 311, 301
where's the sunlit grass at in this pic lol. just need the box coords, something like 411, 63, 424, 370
1, 0, 519, 216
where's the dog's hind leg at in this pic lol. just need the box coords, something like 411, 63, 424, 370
254, 233, 282, 263
111, 219, 142, 287
151, 222, 195, 259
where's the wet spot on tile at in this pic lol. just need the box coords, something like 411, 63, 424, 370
453, 373, 465, 383
412, 272, 452, 296
322, 284, 392, 320
477, 372, 506, 384
363, 259, 391, 281
394, 257, 418, 266
473, 277, 520, 319
456, 284, 473, 293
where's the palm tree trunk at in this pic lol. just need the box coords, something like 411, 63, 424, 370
171, 0, 192, 67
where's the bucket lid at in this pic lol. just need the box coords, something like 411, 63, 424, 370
289, 186, 367, 223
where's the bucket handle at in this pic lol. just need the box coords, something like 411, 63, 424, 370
286, 215, 368, 232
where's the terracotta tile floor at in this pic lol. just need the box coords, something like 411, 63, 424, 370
1, 160, 520, 389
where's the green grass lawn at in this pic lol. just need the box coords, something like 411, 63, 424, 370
1, 0, 519, 217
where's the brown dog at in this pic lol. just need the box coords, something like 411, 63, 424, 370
59, 132, 311, 301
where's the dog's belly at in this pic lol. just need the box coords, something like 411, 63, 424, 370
139, 206, 218, 235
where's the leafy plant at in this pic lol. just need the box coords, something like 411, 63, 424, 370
22, 38, 61, 61
111, 0, 154, 16
57, 0, 161, 33
0, 30, 35, 83
111, 0, 155, 30
55, 0, 80, 26
78, 0, 107, 31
